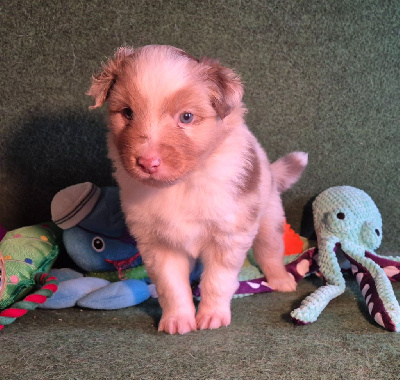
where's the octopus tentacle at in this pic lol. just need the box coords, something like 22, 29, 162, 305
343, 251, 400, 332
364, 251, 400, 282
291, 237, 346, 324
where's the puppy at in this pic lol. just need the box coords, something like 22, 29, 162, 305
87, 45, 308, 334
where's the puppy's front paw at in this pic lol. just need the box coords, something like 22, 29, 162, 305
196, 308, 231, 330
158, 312, 197, 335
268, 272, 297, 292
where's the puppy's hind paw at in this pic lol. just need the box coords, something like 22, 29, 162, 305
196, 309, 231, 330
158, 313, 197, 335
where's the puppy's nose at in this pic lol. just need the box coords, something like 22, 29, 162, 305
137, 156, 161, 174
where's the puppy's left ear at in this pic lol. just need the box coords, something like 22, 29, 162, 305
201, 58, 244, 119
87, 47, 134, 109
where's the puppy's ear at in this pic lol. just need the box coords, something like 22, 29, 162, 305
200, 58, 244, 119
87, 47, 134, 109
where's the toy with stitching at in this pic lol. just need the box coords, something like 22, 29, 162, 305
290, 186, 400, 331
41, 182, 151, 310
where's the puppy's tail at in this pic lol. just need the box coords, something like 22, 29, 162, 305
271, 152, 308, 192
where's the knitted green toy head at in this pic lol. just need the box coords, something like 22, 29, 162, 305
313, 186, 383, 250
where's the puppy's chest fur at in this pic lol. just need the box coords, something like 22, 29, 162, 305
144, 180, 247, 255
111, 127, 265, 257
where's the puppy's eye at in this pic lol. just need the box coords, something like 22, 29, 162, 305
179, 112, 194, 124
337, 212, 345, 220
121, 107, 134, 121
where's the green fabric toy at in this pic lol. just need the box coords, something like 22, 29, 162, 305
0, 223, 61, 329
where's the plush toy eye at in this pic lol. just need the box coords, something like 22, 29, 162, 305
375, 229, 380, 237
179, 112, 194, 124
92, 237, 105, 252
337, 212, 345, 220
121, 107, 134, 120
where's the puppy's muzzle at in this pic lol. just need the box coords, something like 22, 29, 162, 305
137, 155, 161, 174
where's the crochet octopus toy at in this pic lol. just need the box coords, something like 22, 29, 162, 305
289, 186, 400, 332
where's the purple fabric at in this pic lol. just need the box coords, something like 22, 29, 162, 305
236, 277, 274, 294
192, 277, 274, 298
292, 317, 309, 326
343, 252, 396, 332
0, 224, 6, 242
286, 247, 319, 282
365, 251, 400, 281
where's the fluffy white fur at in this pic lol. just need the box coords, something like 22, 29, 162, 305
88, 45, 308, 334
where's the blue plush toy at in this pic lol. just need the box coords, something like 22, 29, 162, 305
39, 182, 152, 310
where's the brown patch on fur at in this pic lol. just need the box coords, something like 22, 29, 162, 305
161, 87, 212, 122
156, 122, 200, 179
87, 47, 136, 109
276, 221, 285, 235
114, 113, 200, 185
199, 58, 244, 119
248, 203, 260, 222
227, 203, 260, 237
107, 73, 150, 145
235, 146, 261, 198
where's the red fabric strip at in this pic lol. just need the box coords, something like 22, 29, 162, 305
0, 308, 27, 318
42, 284, 58, 293
25, 294, 47, 304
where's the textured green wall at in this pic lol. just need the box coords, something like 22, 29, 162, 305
1, 0, 399, 252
